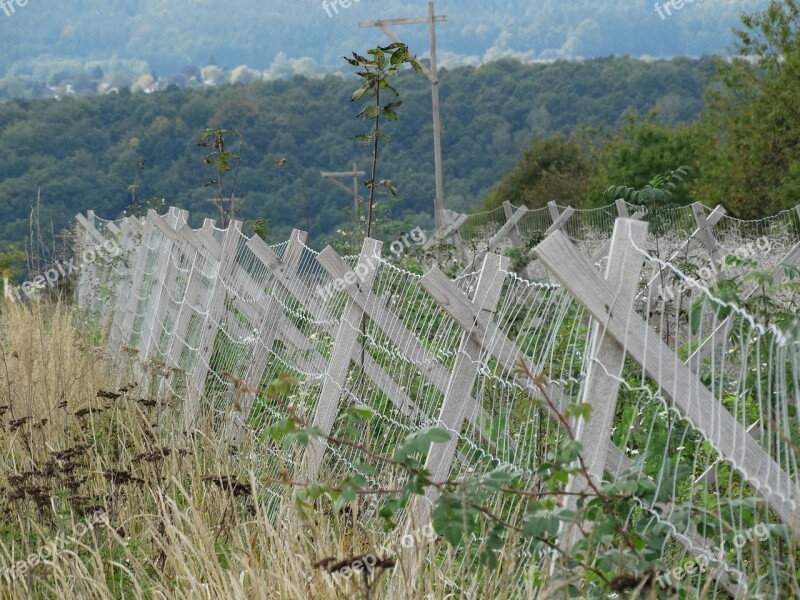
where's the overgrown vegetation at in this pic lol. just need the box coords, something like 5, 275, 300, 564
3, 2, 800, 597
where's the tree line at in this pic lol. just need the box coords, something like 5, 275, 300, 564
0, 55, 713, 256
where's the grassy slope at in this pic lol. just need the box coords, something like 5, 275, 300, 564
0, 305, 562, 599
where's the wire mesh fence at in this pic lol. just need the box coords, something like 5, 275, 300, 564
67, 200, 800, 598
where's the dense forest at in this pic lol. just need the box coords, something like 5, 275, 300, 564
486, 1, 800, 221
0, 56, 715, 248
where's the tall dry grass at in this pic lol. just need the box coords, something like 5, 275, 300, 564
0, 304, 559, 599
0, 304, 343, 598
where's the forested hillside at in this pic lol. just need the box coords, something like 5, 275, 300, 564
0, 57, 714, 247
486, 0, 800, 221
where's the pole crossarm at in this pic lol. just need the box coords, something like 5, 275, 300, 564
359, 16, 446, 26
320, 171, 366, 178
321, 164, 367, 215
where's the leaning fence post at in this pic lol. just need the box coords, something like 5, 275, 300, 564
165, 219, 222, 374
139, 208, 185, 364
561, 218, 648, 549
184, 220, 243, 429
301, 238, 383, 482
227, 229, 309, 445
646, 204, 727, 299
118, 217, 157, 348
399, 252, 509, 586
503, 201, 522, 246
75, 210, 98, 310
544, 201, 576, 236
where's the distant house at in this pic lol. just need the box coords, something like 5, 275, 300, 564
46, 83, 75, 100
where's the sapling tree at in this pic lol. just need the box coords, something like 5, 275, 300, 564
605, 165, 695, 236
346, 43, 422, 238
606, 165, 696, 344
198, 128, 244, 227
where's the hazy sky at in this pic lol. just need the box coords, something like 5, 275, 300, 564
0, 0, 770, 78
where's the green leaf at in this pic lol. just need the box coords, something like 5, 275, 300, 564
354, 459, 377, 476
390, 47, 409, 64
379, 81, 399, 96
352, 86, 370, 101
780, 263, 800, 280
432, 494, 474, 546
269, 417, 297, 442
394, 427, 451, 462
689, 298, 704, 335
352, 405, 373, 419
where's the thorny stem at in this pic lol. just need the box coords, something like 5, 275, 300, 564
223, 364, 643, 562
516, 358, 643, 561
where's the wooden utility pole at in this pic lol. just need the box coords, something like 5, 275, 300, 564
321, 163, 367, 220
360, 2, 447, 228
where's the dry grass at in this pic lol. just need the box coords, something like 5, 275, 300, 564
0, 304, 349, 598
0, 303, 559, 599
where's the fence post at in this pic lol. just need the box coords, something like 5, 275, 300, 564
561, 218, 648, 549
646, 204, 727, 299
227, 229, 309, 445
503, 201, 522, 246
108, 217, 143, 346
74, 211, 103, 310
590, 202, 647, 264
488, 205, 528, 251
137, 209, 183, 362
615, 198, 630, 219
140, 209, 188, 364
400, 253, 509, 584
301, 238, 382, 482
95, 221, 126, 327
461, 205, 528, 276
166, 219, 222, 373
118, 218, 157, 348
691, 202, 721, 264
184, 220, 243, 429
544, 201, 576, 236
